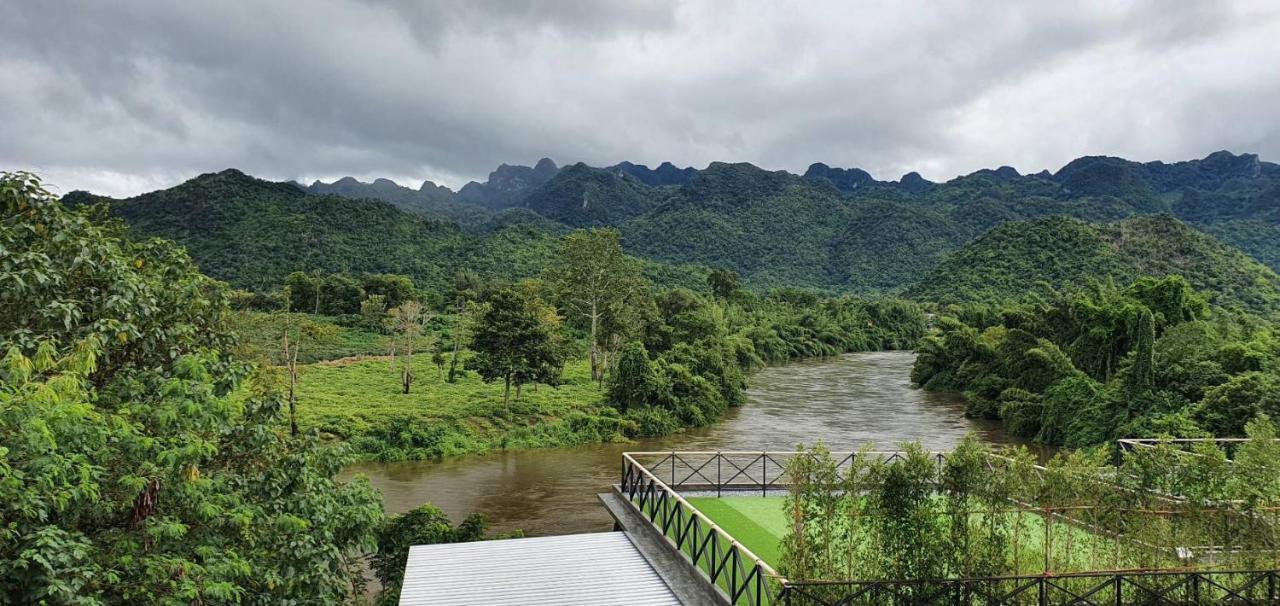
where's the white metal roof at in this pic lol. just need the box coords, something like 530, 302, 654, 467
399, 532, 683, 606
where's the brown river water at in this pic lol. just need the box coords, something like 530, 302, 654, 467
343, 351, 1023, 537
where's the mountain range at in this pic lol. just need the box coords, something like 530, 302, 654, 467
62, 150, 1280, 314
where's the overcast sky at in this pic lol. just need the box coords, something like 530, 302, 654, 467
4, 1, 1280, 197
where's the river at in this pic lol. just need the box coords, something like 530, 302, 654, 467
344, 351, 1021, 537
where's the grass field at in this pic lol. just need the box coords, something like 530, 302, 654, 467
683, 496, 1132, 575
292, 353, 628, 459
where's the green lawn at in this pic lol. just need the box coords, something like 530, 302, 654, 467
683, 496, 1137, 575
686, 497, 788, 567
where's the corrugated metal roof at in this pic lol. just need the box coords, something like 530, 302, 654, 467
399, 532, 683, 606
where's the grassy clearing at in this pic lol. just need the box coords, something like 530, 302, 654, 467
234, 311, 388, 363
293, 353, 629, 459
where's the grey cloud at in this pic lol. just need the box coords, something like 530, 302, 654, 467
1, 0, 1278, 197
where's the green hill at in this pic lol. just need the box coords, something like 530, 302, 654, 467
520, 162, 661, 227
65, 169, 468, 292
305, 176, 490, 227
905, 214, 1280, 315
61, 150, 1280, 298
65, 168, 708, 294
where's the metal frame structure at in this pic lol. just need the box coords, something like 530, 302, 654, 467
617, 450, 1280, 606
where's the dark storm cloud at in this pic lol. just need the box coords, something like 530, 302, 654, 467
2, 0, 1278, 196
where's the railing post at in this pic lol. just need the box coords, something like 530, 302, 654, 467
762, 452, 768, 497
717, 452, 722, 498
672, 450, 676, 487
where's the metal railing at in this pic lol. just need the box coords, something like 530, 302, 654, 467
618, 451, 1280, 605
623, 450, 946, 496
779, 569, 1280, 605
619, 452, 783, 605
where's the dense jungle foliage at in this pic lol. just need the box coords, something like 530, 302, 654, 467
69, 151, 1280, 297
912, 274, 1280, 447
1, 172, 516, 605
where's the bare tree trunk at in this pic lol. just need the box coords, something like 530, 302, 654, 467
515, 382, 522, 401
588, 300, 600, 382
503, 374, 511, 412
283, 326, 300, 436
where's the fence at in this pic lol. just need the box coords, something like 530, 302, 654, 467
619, 452, 781, 605
779, 569, 1280, 605
617, 450, 1280, 605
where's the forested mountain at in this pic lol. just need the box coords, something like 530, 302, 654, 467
456, 157, 560, 210
520, 162, 662, 227
64, 150, 1280, 299
906, 215, 1280, 315
65, 168, 706, 293
305, 175, 489, 227
608, 160, 698, 186
64, 169, 468, 292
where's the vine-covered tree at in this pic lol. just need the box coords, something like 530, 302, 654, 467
0, 172, 383, 604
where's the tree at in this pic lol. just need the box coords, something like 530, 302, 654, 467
1196, 372, 1280, 436
360, 293, 388, 330
547, 228, 647, 383
608, 341, 658, 413
447, 269, 482, 382
370, 505, 488, 605
277, 312, 336, 435
431, 342, 447, 379
707, 268, 740, 299
285, 270, 322, 314
321, 273, 364, 315
386, 300, 431, 394
469, 289, 564, 411
362, 273, 417, 308
1126, 307, 1156, 398
0, 172, 382, 603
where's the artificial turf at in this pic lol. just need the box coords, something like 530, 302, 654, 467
685, 496, 789, 567
683, 496, 1128, 575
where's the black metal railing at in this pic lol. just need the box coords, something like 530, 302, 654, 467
778, 569, 1280, 605
624, 450, 946, 496
619, 451, 1280, 605
619, 452, 782, 605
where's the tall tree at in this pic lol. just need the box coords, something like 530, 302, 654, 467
547, 228, 646, 383
447, 269, 481, 382
386, 300, 431, 394
707, 268, 740, 300
469, 288, 564, 411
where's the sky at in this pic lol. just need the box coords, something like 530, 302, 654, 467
3, 0, 1280, 198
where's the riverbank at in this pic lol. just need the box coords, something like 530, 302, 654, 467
343, 352, 1020, 536
298, 355, 629, 460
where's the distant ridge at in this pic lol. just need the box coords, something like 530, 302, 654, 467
63, 150, 1280, 297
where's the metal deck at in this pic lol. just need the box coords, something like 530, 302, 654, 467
398, 532, 683, 606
